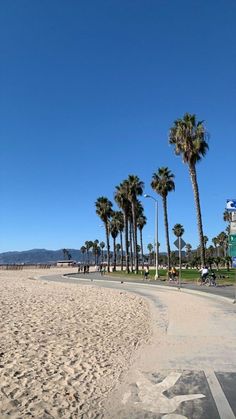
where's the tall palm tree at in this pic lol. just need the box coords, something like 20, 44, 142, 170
114, 211, 124, 270
169, 113, 209, 267
172, 224, 184, 268
95, 197, 113, 272
203, 236, 209, 255
99, 241, 105, 263
93, 240, 99, 265
116, 243, 121, 264
85, 240, 93, 263
172, 223, 184, 238
126, 175, 144, 274
110, 211, 120, 271
115, 182, 131, 273
151, 167, 175, 273
137, 211, 147, 270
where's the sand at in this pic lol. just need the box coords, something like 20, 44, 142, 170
0, 268, 151, 418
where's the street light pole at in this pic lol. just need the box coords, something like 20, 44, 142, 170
144, 194, 159, 279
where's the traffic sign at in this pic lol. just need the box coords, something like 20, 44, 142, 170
226, 199, 236, 211
174, 238, 186, 250
232, 257, 236, 268
229, 235, 236, 244
230, 221, 236, 234
229, 245, 236, 257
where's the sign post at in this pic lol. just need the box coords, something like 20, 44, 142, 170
226, 200, 236, 303
174, 237, 186, 290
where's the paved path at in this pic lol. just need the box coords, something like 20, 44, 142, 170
40, 273, 236, 419
69, 271, 236, 301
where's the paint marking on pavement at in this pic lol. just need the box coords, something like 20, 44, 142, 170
205, 370, 235, 419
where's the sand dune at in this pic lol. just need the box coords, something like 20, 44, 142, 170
0, 268, 151, 418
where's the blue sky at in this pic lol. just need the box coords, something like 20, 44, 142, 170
0, 0, 235, 253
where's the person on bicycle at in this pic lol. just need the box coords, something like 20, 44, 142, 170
209, 269, 217, 286
170, 266, 177, 281
199, 266, 209, 285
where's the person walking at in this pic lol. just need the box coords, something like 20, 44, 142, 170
144, 265, 149, 280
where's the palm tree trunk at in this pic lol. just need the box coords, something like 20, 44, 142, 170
189, 164, 206, 266
105, 222, 110, 272
124, 212, 129, 273
162, 196, 171, 274
113, 237, 116, 271
129, 219, 134, 272
140, 228, 144, 269
120, 232, 124, 271
131, 201, 139, 274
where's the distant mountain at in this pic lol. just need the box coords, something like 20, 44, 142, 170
0, 249, 83, 264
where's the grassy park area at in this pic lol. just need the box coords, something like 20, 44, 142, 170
110, 268, 236, 285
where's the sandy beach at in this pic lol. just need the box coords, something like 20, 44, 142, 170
0, 268, 151, 418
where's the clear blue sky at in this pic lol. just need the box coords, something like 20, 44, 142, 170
0, 0, 235, 253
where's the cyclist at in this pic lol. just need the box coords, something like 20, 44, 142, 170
199, 266, 209, 285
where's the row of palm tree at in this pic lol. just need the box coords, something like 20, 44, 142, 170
95, 113, 209, 273
80, 240, 106, 264
95, 175, 147, 273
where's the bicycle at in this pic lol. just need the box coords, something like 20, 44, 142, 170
202, 273, 217, 287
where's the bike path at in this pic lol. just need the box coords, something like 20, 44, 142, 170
67, 271, 236, 302
40, 273, 236, 419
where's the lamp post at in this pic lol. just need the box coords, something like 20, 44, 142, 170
144, 194, 159, 279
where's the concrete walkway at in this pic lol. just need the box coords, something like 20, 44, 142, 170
41, 273, 236, 419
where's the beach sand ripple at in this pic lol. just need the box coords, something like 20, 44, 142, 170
0, 269, 151, 418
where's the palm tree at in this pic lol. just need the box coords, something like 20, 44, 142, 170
151, 167, 175, 273
172, 224, 184, 269
95, 197, 113, 272
126, 175, 144, 274
212, 236, 220, 257
207, 245, 215, 258
137, 212, 147, 270
63, 248, 70, 260
115, 182, 131, 273
114, 211, 124, 270
80, 246, 86, 263
185, 243, 192, 262
147, 243, 153, 265
172, 223, 184, 238
169, 113, 209, 267
203, 236, 208, 248
85, 240, 93, 263
116, 243, 121, 264
217, 231, 228, 257
100, 241, 105, 263
93, 240, 99, 265
110, 212, 120, 271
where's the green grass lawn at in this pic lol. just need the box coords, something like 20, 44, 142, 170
110, 268, 236, 285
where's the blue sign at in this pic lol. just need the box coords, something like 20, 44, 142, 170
226, 199, 236, 211
232, 257, 236, 268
